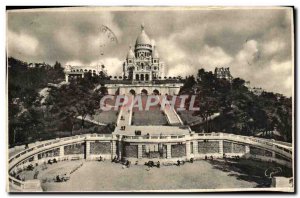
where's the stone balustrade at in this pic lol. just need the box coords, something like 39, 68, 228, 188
8, 132, 293, 191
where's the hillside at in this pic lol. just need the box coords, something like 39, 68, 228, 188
180, 69, 292, 142
8, 57, 113, 146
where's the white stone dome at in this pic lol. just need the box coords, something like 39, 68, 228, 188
135, 25, 151, 46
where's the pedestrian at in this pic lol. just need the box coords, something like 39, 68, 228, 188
190, 158, 194, 163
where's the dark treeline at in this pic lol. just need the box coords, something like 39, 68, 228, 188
8, 57, 65, 146
8, 57, 292, 145
180, 69, 292, 142
8, 57, 112, 147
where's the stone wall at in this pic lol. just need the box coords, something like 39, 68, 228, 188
250, 146, 272, 157
275, 153, 292, 162
123, 143, 138, 158
142, 144, 164, 158
64, 143, 85, 155
223, 141, 232, 153
37, 148, 60, 159
198, 141, 219, 154
90, 141, 111, 154
232, 143, 246, 153
171, 144, 186, 158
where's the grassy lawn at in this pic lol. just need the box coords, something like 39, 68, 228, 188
178, 110, 201, 124
90, 110, 118, 124
131, 95, 168, 126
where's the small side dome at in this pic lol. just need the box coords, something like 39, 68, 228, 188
152, 46, 159, 59
127, 46, 135, 59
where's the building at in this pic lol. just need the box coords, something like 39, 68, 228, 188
123, 24, 165, 81
214, 67, 233, 82
64, 64, 108, 82
245, 81, 264, 96
64, 24, 183, 95
251, 87, 264, 96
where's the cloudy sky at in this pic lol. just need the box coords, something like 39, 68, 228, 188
7, 7, 293, 96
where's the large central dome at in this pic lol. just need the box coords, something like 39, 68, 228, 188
135, 24, 151, 46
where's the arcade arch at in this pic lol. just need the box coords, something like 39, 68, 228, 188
141, 89, 148, 95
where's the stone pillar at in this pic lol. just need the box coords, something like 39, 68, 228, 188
85, 141, 91, 160
33, 154, 38, 162
111, 140, 117, 159
272, 151, 276, 158
65, 74, 69, 82
186, 141, 191, 159
193, 140, 198, 155
166, 144, 172, 159
60, 146, 65, 157
245, 145, 250, 159
245, 145, 250, 153
117, 138, 123, 159
272, 144, 276, 158
219, 140, 223, 154
138, 144, 143, 159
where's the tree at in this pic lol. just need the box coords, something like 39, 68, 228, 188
181, 75, 196, 91
47, 78, 102, 135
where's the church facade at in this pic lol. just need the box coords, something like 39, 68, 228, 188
123, 25, 165, 82
64, 24, 183, 95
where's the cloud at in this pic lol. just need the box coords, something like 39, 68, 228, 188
262, 39, 286, 56
65, 60, 84, 66
167, 63, 195, 77
157, 36, 187, 64
90, 57, 123, 76
7, 29, 40, 58
251, 60, 293, 96
236, 40, 258, 63
198, 45, 233, 71
6, 8, 293, 96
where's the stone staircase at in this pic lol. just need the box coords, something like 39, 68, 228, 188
160, 96, 183, 125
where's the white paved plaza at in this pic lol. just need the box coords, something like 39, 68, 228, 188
36, 160, 258, 192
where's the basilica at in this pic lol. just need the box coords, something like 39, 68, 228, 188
123, 24, 165, 82
64, 24, 183, 95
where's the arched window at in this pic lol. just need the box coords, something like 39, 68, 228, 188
153, 89, 159, 95
141, 89, 148, 95
129, 89, 136, 95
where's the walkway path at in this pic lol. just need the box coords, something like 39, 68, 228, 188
189, 113, 220, 126
116, 95, 133, 127
77, 116, 107, 126
159, 96, 183, 126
